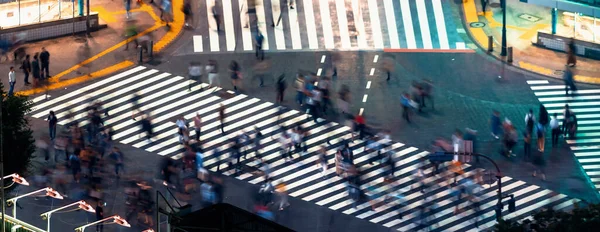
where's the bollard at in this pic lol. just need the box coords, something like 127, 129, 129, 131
488, 36, 494, 52
507, 47, 513, 63
138, 47, 143, 64
149, 40, 154, 59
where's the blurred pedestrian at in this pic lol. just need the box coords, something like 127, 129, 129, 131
47, 110, 58, 140
550, 113, 560, 147
188, 61, 202, 91
218, 104, 225, 134
294, 74, 305, 105
21, 54, 31, 85
125, 0, 132, 18
562, 104, 573, 135
255, 30, 264, 60
211, 0, 220, 31
538, 105, 549, 127
8, 66, 16, 96
490, 110, 501, 139
193, 113, 202, 142
95, 200, 104, 232
563, 66, 577, 95
161, 0, 173, 27
40, 47, 50, 78
124, 22, 139, 51
206, 60, 220, 90
567, 38, 576, 67
523, 130, 532, 161
183, 0, 193, 27
31, 53, 40, 86
110, 147, 125, 178
525, 109, 535, 135
229, 60, 242, 91
276, 74, 286, 104
421, 79, 434, 110
536, 122, 545, 152
276, 182, 290, 211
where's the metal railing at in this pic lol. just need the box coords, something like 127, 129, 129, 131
0, 213, 46, 232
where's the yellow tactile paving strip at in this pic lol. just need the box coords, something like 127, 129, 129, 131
16, 0, 184, 96
462, 0, 600, 84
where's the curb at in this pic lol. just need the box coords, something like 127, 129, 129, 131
460, 0, 600, 85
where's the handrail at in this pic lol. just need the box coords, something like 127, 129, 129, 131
0, 213, 46, 232
165, 188, 183, 208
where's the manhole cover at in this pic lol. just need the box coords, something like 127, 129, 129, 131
554, 70, 565, 76
519, 13, 541, 22
470, 22, 486, 28
489, 2, 501, 8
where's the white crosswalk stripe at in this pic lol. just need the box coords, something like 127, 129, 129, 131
30, 67, 576, 232
528, 80, 600, 193
190, 0, 465, 52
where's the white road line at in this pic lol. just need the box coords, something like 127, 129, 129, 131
352, 0, 368, 48
222, 0, 236, 51
534, 89, 600, 96
362, 94, 368, 102
370, 68, 375, 76
367, 0, 384, 49
321, 55, 326, 63
239, 0, 254, 51
33, 69, 159, 118
400, 0, 416, 49
193, 35, 204, 52
208, 0, 220, 52
255, 0, 270, 49
271, 0, 286, 50
317, 68, 322, 76
527, 80, 549, 84
455, 42, 465, 49
366, 81, 371, 89
373, 55, 379, 63
335, 0, 351, 49
287, 3, 302, 49
415, 0, 432, 49
432, 0, 449, 49
359, 108, 364, 115
302, 0, 319, 49
383, 0, 399, 48
32, 66, 146, 108
319, 0, 335, 49
530, 85, 565, 90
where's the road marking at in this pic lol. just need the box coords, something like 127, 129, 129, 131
319, 0, 335, 49
400, 0, 417, 49
287, 3, 302, 49
256, 0, 270, 49
359, 108, 364, 115
527, 80, 550, 84
239, 0, 254, 51
271, 0, 286, 50
373, 55, 379, 63
362, 94, 368, 102
208, 0, 220, 51
223, 0, 236, 51
432, 0, 449, 49
303, 0, 319, 49
366, 81, 371, 89
335, 0, 352, 49
384, 48, 475, 53
415, 0, 432, 49
317, 68, 322, 76
193, 35, 203, 52
321, 55, 326, 63
383, 0, 400, 48
367, 0, 384, 49
352, 0, 368, 48
370, 68, 375, 76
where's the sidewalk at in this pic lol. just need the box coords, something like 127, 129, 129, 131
462, 0, 600, 84
0, 0, 184, 96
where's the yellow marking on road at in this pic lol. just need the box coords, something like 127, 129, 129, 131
574, 75, 600, 84
91, 6, 117, 23
463, 0, 488, 48
25, 0, 183, 95
153, 0, 184, 52
16, 61, 134, 96
518, 61, 553, 76
519, 24, 549, 40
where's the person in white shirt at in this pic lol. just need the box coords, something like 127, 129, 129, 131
8, 66, 16, 96
188, 62, 202, 91
550, 113, 560, 147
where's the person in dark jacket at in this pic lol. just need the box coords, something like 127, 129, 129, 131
31, 53, 40, 85
21, 54, 31, 85
538, 104, 549, 127
40, 47, 50, 78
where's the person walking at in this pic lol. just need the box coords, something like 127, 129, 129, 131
538, 105, 549, 127
31, 53, 41, 86
21, 54, 31, 85
255, 30, 265, 60
110, 147, 125, 178
124, 22, 139, 51
125, 0, 132, 18
536, 122, 545, 152
276, 74, 286, 104
275, 182, 290, 211
562, 104, 574, 136
40, 47, 50, 79
523, 130, 532, 161
95, 200, 104, 232
229, 60, 242, 91
183, 0, 193, 27
564, 66, 577, 95
316, 146, 328, 179
193, 113, 202, 142
567, 38, 577, 67
550, 113, 560, 147
490, 110, 502, 139
218, 104, 225, 134
188, 61, 202, 91
8, 66, 16, 96
206, 60, 220, 90
47, 111, 58, 140
525, 109, 536, 135
212, 0, 221, 32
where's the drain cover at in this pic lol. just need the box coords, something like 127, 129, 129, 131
470, 22, 486, 28
554, 70, 565, 76
519, 13, 541, 22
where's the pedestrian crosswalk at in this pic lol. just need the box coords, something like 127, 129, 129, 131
30, 67, 576, 231
189, 0, 466, 53
528, 80, 600, 192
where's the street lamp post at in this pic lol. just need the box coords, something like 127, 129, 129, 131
0, 173, 29, 232
500, 0, 508, 56
74, 215, 130, 232
6, 187, 63, 219
41, 200, 95, 232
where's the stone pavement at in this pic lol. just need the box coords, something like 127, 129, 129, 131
0, 0, 184, 96
462, 0, 600, 84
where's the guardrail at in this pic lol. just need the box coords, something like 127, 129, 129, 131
0, 213, 46, 232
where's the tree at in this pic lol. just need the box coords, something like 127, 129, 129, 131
494, 201, 600, 232
1, 82, 35, 178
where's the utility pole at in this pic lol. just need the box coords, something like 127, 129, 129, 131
86, 0, 91, 35
500, 0, 508, 56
